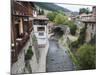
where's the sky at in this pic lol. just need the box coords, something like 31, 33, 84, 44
18, 0, 96, 12
18, 0, 96, 5
56, 4, 93, 12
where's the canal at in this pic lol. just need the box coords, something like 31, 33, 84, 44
46, 39, 75, 72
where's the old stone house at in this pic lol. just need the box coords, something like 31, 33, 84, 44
80, 6, 96, 43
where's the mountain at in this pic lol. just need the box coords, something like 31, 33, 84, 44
34, 2, 71, 13
71, 12, 79, 16
33, 2, 79, 16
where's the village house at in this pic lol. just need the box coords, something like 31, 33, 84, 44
33, 15, 49, 48
11, 0, 39, 74
11, 0, 49, 74
32, 15, 49, 72
80, 6, 96, 43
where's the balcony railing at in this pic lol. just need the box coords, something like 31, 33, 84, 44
81, 16, 96, 22
14, 2, 28, 16
16, 33, 29, 54
11, 33, 30, 63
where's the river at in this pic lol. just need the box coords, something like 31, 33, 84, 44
46, 39, 75, 72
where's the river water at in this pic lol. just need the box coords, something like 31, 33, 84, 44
46, 39, 75, 72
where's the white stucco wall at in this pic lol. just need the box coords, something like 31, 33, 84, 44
37, 42, 49, 72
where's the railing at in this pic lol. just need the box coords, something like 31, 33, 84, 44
16, 34, 30, 54
14, 2, 28, 16
11, 33, 30, 63
81, 16, 96, 22
11, 49, 17, 64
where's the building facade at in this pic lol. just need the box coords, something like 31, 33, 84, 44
80, 6, 96, 43
11, 0, 38, 74
11, 0, 49, 74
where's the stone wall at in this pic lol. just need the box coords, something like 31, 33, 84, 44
11, 30, 49, 74
11, 31, 38, 74
85, 23, 96, 43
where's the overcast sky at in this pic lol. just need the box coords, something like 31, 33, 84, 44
19, 0, 96, 5
56, 4, 93, 12
18, 0, 95, 12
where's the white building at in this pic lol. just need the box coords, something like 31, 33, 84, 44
33, 15, 49, 47
33, 15, 49, 72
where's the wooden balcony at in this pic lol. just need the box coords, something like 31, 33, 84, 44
80, 14, 96, 23
16, 33, 30, 54
11, 33, 30, 63
14, 2, 29, 16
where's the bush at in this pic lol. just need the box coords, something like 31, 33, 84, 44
54, 13, 68, 25
25, 46, 33, 61
47, 12, 57, 21
77, 27, 86, 44
67, 21, 77, 35
70, 25, 77, 35
71, 41, 79, 49
76, 44, 96, 69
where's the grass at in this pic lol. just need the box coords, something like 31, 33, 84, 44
59, 36, 80, 70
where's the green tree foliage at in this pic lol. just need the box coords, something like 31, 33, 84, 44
47, 12, 57, 21
79, 8, 90, 14
25, 46, 33, 61
77, 27, 86, 45
67, 21, 77, 35
41, 9, 44, 15
71, 27, 86, 49
76, 44, 96, 69
54, 13, 68, 25
38, 9, 44, 15
47, 11, 77, 35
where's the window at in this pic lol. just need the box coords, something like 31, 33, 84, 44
37, 27, 45, 31
33, 20, 48, 25
39, 32, 44, 36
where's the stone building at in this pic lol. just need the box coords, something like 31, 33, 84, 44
11, 0, 41, 74
33, 15, 49, 72
11, 0, 49, 74
80, 6, 96, 43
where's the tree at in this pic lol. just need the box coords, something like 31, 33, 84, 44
47, 12, 57, 21
54, 13, 68, 25
67, 21, 77, 35
79, 8, 90, 14
76, 44, 96, 69
38, 9, 41, 15
41, 9, 44, 15
77, 27, 86, 45
25, 46, 33, 61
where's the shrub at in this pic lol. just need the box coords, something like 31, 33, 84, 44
77, 27, 86, 45
54, 13, 68, 25
71, 41, 79, 49
76, 44, 96, 69
25, 46, 33, 61
67, 21, 77, 35
47, 12, 57, 21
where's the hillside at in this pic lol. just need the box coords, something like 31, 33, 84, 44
33, 2, 79, 16
34, 2, 71, 12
